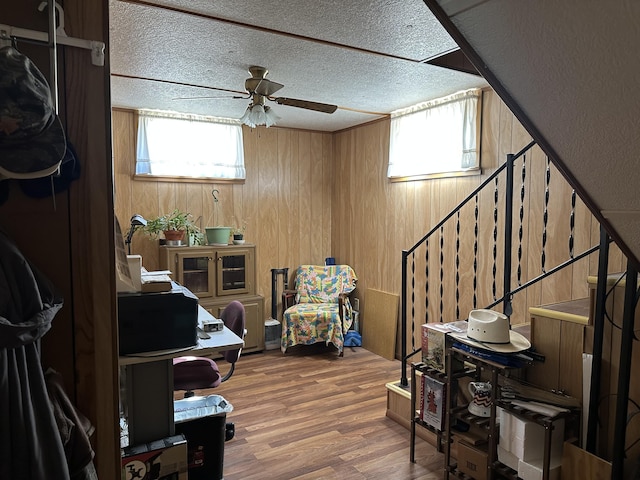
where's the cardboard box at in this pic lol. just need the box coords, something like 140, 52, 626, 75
457, 440, 489, 480
121, 434, 188, 480
419, 373, 446, 430
421, 320, 467, 372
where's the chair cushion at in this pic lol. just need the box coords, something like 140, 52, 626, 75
283, 302, 340, 345
173, 356, 221, 390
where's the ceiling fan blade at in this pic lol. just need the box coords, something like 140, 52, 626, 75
273, 97, 338, 114
172, 94, 248, 100
253, 78, 284, 97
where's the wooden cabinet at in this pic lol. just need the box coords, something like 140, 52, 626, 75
163, 247, 215, 298
214, 247, 255, 297
160, 244, 264, 353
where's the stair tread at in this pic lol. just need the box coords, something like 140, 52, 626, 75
528, 298, 590, 324
386, 381, 410, 399
587, 272, 631, 287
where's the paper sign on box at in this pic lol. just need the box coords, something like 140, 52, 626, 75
419, 373, 446, 430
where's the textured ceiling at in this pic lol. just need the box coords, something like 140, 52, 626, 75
430, 0, 640, 265
108, 0, 488, 131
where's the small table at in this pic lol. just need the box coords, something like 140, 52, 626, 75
119, 305, 243, 446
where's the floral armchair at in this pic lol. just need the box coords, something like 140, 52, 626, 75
281, 264, 357, 355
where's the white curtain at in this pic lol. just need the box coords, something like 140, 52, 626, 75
136, 110, 245, 179
387, 89, 481, 179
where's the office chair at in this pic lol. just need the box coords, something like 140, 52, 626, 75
173, 300, 246, 398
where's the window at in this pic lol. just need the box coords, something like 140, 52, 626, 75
135, 110, 245, 180
387, 88, 481, 181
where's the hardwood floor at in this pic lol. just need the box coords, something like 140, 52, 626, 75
180, 345, 444, 479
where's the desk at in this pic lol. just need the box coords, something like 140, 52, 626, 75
120, 305, 243, 446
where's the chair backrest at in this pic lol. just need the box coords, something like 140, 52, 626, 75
172, 301, 245, 392
221, 300, 246, 364
294, 265, 357, 304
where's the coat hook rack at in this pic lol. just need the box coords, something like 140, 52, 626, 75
37, 1, 66, 36
0, 7, 105, 67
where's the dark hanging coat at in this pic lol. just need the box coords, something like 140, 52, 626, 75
0, 229, 69, 480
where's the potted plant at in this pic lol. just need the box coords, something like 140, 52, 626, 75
232, 223, 246, 244
143, 209, 201, 244
205, 189, 233, 245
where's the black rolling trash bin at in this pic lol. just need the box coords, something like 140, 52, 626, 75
174, 395, 233, 480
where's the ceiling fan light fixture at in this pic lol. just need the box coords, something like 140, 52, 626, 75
241, 103, 279, 128
264, 106, 278, 127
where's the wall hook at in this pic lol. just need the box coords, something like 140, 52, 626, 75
38, 1, 66, 36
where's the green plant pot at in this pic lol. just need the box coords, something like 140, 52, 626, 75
205, 227, 231, 245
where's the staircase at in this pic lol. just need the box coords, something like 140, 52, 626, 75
387, 139, 640, 477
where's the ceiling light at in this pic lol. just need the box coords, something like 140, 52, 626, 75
240, 103, 279, 128
240, 95, 279, 128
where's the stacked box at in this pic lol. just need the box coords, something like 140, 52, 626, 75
419, 373, 446, 430
497, 407, 512, 452
511, 415, 563, 462
421, 320, 467, 372
518, 457, 562, 480
121, 434, 188, 480
497, 445, 519, 471
498, 407, 565, 479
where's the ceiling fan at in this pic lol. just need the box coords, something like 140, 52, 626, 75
242, 66, 337, 114
176, 66, 338, 127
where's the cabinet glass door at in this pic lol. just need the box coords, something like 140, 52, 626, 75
215, 249, 252, 296
178, 253, 213, 297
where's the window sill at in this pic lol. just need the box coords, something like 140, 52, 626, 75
388, 167, 481, 183
133, 174, 245, 184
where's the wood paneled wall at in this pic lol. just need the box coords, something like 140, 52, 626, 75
113, 110, 333, 319
331, 90, 624, 355
113, 90, 624, 355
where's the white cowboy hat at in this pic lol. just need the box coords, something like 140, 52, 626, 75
451, 309, 531, 353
